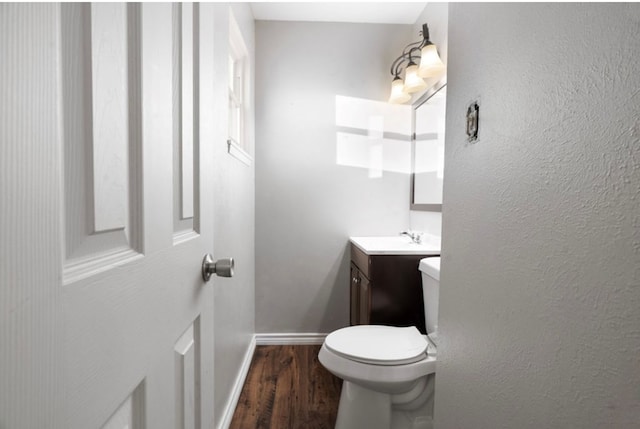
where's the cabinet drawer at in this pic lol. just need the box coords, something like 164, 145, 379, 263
350, 244, 370, 279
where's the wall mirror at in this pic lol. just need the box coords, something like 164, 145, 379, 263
410, 83, 446, 211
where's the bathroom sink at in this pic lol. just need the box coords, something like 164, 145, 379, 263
350, 235, 441, 255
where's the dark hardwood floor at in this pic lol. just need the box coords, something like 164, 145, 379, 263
230, 345, 342, 429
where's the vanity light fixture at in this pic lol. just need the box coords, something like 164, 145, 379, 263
388, 23, 445, 104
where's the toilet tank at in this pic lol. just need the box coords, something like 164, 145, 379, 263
419, 257, 440, 337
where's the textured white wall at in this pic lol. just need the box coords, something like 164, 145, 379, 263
208, 4, 256, 428
255, 21, 414, 333
409, 2, 447, 237
436, 3, 640, 428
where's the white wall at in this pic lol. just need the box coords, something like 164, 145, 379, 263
436, 3, 640, 428
255, 21, 414, 333
409, 2, 448, 237
208, 3, 256, 428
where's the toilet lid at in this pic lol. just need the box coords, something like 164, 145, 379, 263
324, 326, 428, 365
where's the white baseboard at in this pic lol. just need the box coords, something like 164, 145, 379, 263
255, 332, 328, 345
217, 335, 256, 429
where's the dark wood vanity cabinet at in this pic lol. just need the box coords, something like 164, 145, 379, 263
350, 244, 433, 334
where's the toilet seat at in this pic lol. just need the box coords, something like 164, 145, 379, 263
318, 343, 436, 387
324, 325, 428, 366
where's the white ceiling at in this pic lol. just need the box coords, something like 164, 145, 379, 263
249, 2, 427, 25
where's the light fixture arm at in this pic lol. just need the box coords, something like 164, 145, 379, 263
389, 23, 434, 78
390, 45, 422, 77
421, 23, 430, 43
387, 23, 445, 104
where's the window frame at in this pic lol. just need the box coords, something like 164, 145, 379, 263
227, 12, 251, 165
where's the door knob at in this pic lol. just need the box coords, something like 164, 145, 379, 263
202, 254, 234, 282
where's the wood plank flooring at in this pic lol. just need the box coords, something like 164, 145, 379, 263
230, 345, 342, 429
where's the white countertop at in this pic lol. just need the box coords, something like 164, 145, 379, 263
350, 235, 441, 256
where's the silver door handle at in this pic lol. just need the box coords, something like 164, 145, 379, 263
202, 254, 234, 282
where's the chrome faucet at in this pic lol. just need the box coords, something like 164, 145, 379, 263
400, 230, 423, 244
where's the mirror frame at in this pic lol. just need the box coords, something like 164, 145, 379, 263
410, 81, 447, 211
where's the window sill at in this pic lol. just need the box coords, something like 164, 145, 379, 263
227, 139, 252, 166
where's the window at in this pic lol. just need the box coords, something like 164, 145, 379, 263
227, 12, 251, 165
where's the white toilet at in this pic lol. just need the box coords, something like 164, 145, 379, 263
319, 257, 441, 429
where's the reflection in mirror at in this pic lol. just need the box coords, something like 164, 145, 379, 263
411, 84, 446, 211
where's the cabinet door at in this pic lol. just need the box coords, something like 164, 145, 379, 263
350, 263, 359, 325
358, 274, 371, 325
368, 254, 428, 333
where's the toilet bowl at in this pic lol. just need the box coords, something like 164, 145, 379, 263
319, 257, 441, 429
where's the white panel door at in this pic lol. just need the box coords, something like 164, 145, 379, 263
0, 3, 218, 428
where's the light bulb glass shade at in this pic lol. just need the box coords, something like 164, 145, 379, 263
403, 64, 427, 93
388, 78, 411, 104
419, 44, 446, 78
